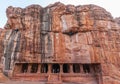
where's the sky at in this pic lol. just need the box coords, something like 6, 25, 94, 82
0, 0, 120, 28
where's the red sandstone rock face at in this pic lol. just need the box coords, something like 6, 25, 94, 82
0, 2, 120, 84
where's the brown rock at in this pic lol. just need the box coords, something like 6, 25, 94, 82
0, 2, 120, 84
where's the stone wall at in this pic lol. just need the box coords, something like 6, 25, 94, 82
0, 2, 120, 84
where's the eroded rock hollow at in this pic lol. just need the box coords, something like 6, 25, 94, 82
0, 2, 120, 84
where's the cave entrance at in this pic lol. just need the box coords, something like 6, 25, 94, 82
73, 64, 80, 73
52, 64, 60, 73
21, 63, 28, 73
63, 64, 70, 73
41, 63, 48, 73
83, 64, 90, 73
31, 63, 38, 73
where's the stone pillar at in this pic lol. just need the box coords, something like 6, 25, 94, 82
80, 64, 84, 73
48, 64, 51, 73
37, 64, 41, 73
60, 64, 63, 73
13, 64, 17, 75
19, 64, 22, 73
96, 73, 103, 84
90, 65, 94, 73
70, 64, 73, 73
14, 64, 21, 74
27, 64, 32, 73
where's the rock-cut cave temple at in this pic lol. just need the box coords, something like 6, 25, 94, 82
0, 2, 120, 84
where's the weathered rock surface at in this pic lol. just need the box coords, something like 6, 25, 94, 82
0, 2, 120, 84
115, 17, 120, 26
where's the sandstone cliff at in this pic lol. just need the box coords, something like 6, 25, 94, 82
0, 2, 120, 84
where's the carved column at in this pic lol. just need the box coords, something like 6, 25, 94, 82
27, 64, 32, 73
48, 64, 51, 73
96, 73, 103, 84
70, 64, 73, 73
80, 64, 84, 73
60, 64, 63, 73
13, 64, 21, 75
37, 64, 41, 73
90, 65, 94, 73
13, 64, 18, 74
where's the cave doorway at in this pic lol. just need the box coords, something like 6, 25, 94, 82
52, 64, 60, 73
73, 64, 80, 73
41, 63, 48, 73
21, 63, 28, 73
63, 64, 70, 73
31, 63, 38, 73
83, 64, 90, 73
